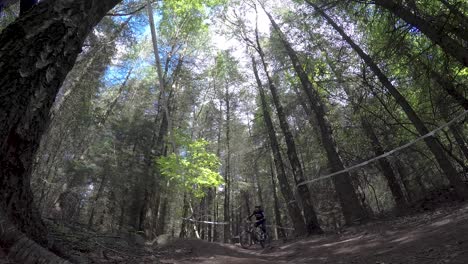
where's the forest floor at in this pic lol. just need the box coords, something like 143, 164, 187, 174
157, 203, 468, 264
2, 201, 468, 263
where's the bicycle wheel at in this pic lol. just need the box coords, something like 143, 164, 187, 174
239, 230, 252, 249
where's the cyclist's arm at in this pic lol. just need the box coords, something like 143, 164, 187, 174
247, 212, 254, 220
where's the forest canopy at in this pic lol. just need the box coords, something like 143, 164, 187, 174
0, 0, 466, 262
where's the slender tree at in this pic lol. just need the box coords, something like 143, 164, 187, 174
308, 2, 468, 199
354, 0, 468, 66
253, 23, 322, 234
261, 5, 367, 224
252, 57, 308, 235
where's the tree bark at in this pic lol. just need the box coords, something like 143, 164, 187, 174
0, 0, 120, 245
87, 173, 108, 228
309, 2, 468, 199
156, 193, 169, 236
439, 0, 468, 31
270, 158, 286, 239
252, 57, 307, 235
322, 52, 409, 213
206, 188, 214, 241
253, 160, 265, 207
0, 209, 70, 264
224, 84, 232, 243
450, 124, 468, 161
254, 30, 322, 234
361, 117, 409, 213
416, 58, 468, 110
262, 7, 367, 225
179, 192, 189, 238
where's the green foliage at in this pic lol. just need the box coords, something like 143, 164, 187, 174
163, 0, 226, 15
156, 137, 223, 197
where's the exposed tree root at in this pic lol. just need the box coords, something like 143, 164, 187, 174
0, 210, 70, 264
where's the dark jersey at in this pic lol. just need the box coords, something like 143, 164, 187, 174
249, 209, 265, 221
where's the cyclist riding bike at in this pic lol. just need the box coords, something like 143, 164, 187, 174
247, 205, 266, 236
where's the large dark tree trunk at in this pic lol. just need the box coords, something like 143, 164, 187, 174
262, 8, 367, 225
253, 31, 322, 235
252, 57, 307, 235
309, 2, 468, 199
0, 0, 120, 245
364, 0, 468, 66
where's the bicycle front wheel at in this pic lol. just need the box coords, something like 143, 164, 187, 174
239, 231, 252, 249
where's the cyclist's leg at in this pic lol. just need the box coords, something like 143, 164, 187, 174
255, 219, 266, 241
257, 219, 266, 233
261, 221, 266, 234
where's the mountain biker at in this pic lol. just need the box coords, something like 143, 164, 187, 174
247, 205, 266, 235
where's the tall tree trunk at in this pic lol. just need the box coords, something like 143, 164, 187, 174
0, 0, 120, 245
395, 159, 414, 202
270, 158, 286, 239
206, 188, 214, 241
88, 173, 108, 228
214, 99, 223, 242
450, 124, 468, 161
262, 7, 367, 224
254, 32, 322, 234
439, 0, 468, 31
156, 193, 169, 236
253, 161, 265, 206
415, 57, 468, 110
310, 3, 468, 199
364, 0, 468, 66
252, 57, 307, 235
223, 85, 231, 243
179, 192, 189, 238
213, 190, 219, 242
323, 52, 409, 214
361, 117, 409, 213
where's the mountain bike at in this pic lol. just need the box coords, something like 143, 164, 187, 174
239, 220, 269, 249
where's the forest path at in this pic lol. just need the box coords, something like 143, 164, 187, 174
158, 203, 468, 264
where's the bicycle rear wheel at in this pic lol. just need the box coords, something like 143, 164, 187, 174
255, 228, 266, 249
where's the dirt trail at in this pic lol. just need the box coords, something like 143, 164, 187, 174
158, 204, 468, 264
